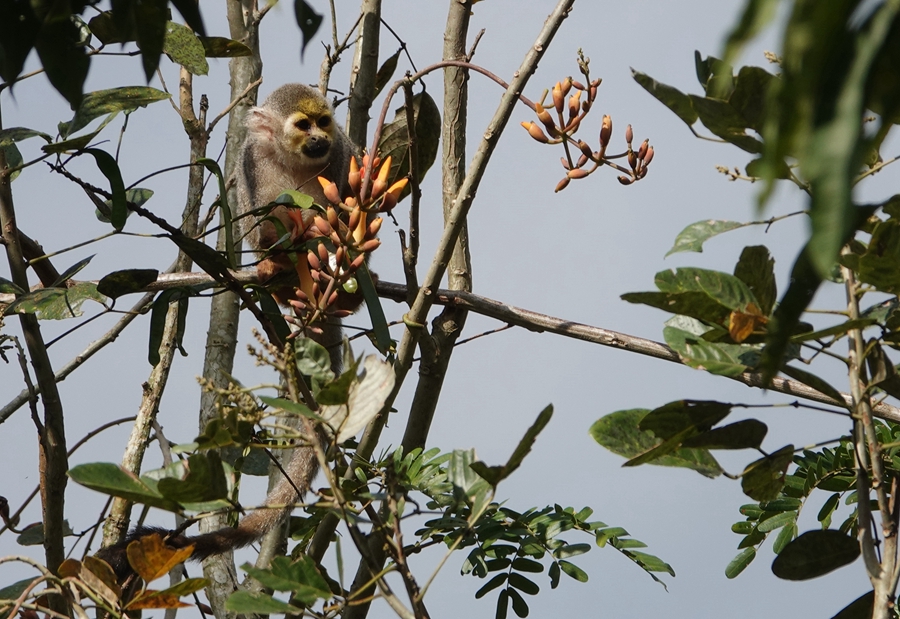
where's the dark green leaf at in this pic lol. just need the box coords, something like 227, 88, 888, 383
0, 127, 52, 147
52, 255, 95, 287
294, 0, 323, 59
859, 218, 900, 293
378, 90, 441, 202
357, 262, 392, 353
558, 560, 589, 583
248, 285, 292, 345
97, 188, 153, 224
163, 21, 208, 75
731, 521, 754, 534
0, 2, 39, 85
655, 267, 759, 311
2, 143, 22, 182
374, 49, 401, 98
134, 0, 167, 80
631, 69, 698, 127
475, 573, 507, 599
148, 289, 188, 366
511, 558, 543, 574
0, 579, 36, 603
508, 573, 539, 596
682, 419, 768, 450
157, 453, 228, 503
695, 52, 734, 98
689, 94, 762, 153
590, 408, 722, 478
88, 11, 134, 44
733, 245, 776, 315
225, 591, 303, 614
725, 547, 756, 579
666, 219, 745, 256
0, 277, 25, 295
168, 0, 206, 37
729, 66, 774, 131
196, 158, 235, 268
293, 337, 334, 382
97, 269, 159, 299
639, 400, 731, 439
554, 543, 591, 559
760, 246, 822, 383
771, 529, 859, 580
470, 405, 553, 486
199, 36, 251, 57
496, 589, 509, 619
789, 318, 876, 343
830, 591, 874, 619
548, 561, 560, 589
508, 587, 529, 618
780, 365, 846, 408
34, 13, 90, 108
169, 234, 231, 276
84, 149, 127, 230
621, 291, 731, 326
818, 493, 841, 523
741, 445, 794, 501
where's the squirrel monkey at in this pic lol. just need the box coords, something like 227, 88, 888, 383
98, 84, 357, 580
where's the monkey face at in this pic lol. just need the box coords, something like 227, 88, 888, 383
283, 111, 333, 163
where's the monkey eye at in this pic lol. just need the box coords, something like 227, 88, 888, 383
318, 115, 331, 128
295, 118, 311, 131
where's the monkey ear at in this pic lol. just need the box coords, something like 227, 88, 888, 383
245, 106, 281, 141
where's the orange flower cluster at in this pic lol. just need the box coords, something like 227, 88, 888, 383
520, 57, 654, 192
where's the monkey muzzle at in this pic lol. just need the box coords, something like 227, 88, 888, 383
302, 135, 331, 160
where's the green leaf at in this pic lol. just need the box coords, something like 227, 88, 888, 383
818, 493, 841, 523
725, 547, 756, 579
511, 558, 543, 574
830, 591, 874, 619
199, 36, 251, 58
148, 289, 189, 366
68, 462, 180, 511
741, 445, 794, 501
695, 52, 734, 98
163, 21, 208, 75
61, 86, 171, 138
639, 400, 731, 439
554, 543, 591, 559
97, 269, 160, 299
169, 0, 206, 37
789, 318, 876, 343
773, 521, 797, 554
666, 219, 745, 256
771, 529, 859, 580
37, 282, 105, 320
0, 127, 52, 147
626, 551, 675, 576
664, 326, 760, 377
294, 0, 323, 59
496, 589, 509, 619
631, 69, 698, 127
722, 0, 780, 67
470, 405, 553, 486
682, 419, 768, 450
756, 510, 797, 533
84, 149, 127, 230
258, 396, 317, 420
729, 66, 776, 132
240, 556, 330, 604
733, 245, 776, 315
590, 408, 722, 478
558, 560, 588, 583
858, 217, 900, 293
157, 453, 228, 503
225, 591, 303, 614
655, 267, 759, 311
97, 187, 153, 224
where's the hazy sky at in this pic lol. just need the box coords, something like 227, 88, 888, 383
2, 1, 895, 617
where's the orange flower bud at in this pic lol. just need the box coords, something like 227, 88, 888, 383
326, 206, 339, 229
313, 215, 333, 236
521, 121, 549, 144
625, 124, 633, 145
317, 242, 329, 265
307, 250, 321, 271
599, 115, 612, 149
572, 80, 586, 91
555, 177, 570, 192
643, 146, 655, 166
368, 217, 383, 237
568, 90, 581, 121
567, 168, 589, 180
317, 177, 341, 204
560, 156, 570, 170
552, 82, 564, 115
348, 207, 361, 237
359, 238, 381, 253
617, 175, 633, 186
349, 253, 366, 271
577, 140, 593, 159
348, 156, 361, 195
380, 191, 398, 213
561, 76, 573, 97
638, 138, 649, 160
535, 102, 554, 127
576, 153, 589, 168
335, 246, 345, 268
